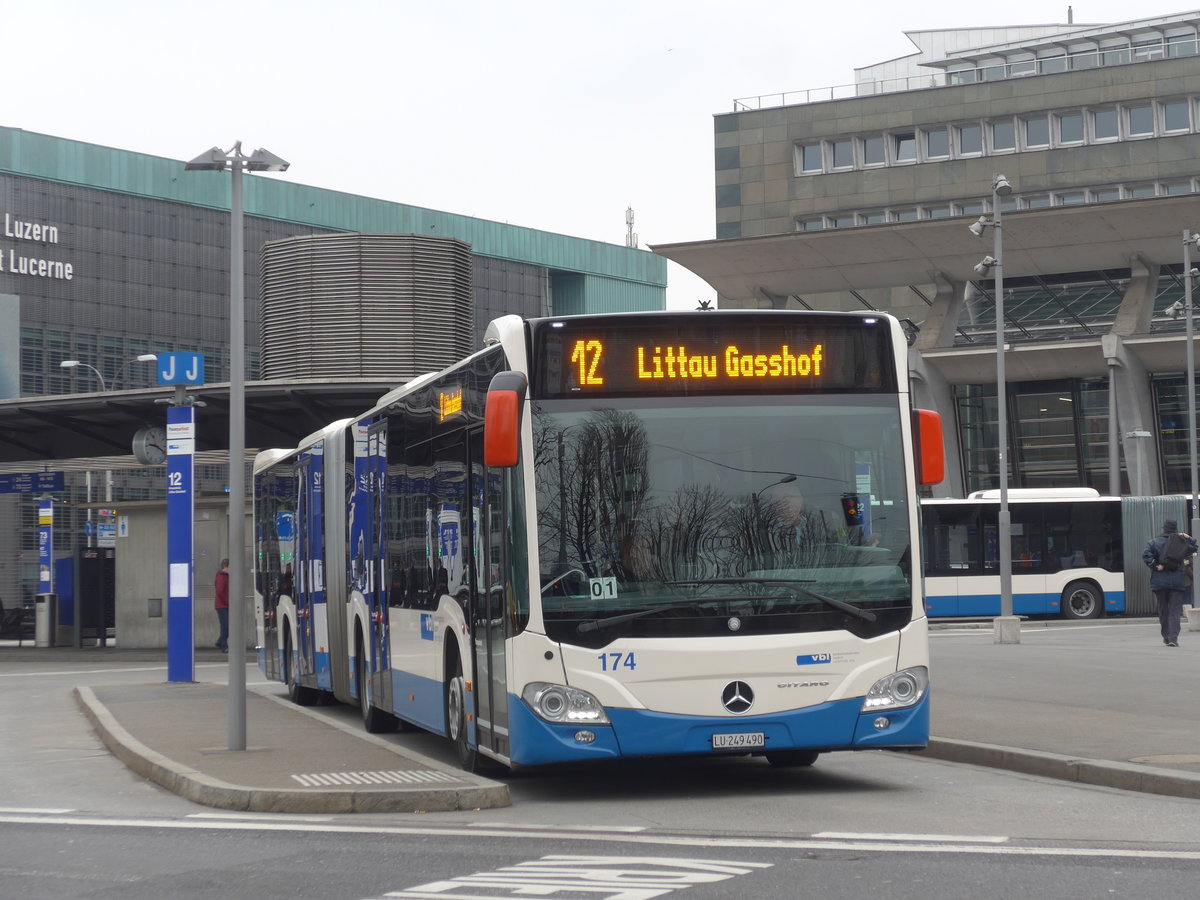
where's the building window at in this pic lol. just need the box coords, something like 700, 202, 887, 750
925, 205, 952, 219
860, 211, 887, 224
1092, 108, 1119, 140
1057, 111, 1084, 144
1133, 38, 1165, 61
957, 123, 983, 155
924, 127, 950, 159
1038, 54, 1068, 74
980, 61, 1007, 81
829, 214, 856, 228
861, 135, 885, 166
892, 208, 919, 222
1101, 45, 1131, 65
1163, 181, 1193, 195
831, 138, 853, 169
893, 132, 917, 162
957, 201, 985, 216
1057, 192, 1087, 206
1008, 59, 1037, 77
1127, 184, 1156, 199
798, 143, 822, 173
1168, 33, 1198, 57
1023, 115, 1050, 148
1070, 48, 1100, 70
1161, 98, 1191, 133
990, 119, 1016, 152
1092, 187, 1122, 202
1127, 103, 1154, 136
1024, 195, 1053, 209
799, 218, 824, 232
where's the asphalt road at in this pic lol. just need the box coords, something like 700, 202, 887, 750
3, 633, 1200, 898
3, 815, 1200, 900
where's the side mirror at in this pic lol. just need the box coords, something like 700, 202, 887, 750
484, 371, 528, 468
913, 409, 945, 486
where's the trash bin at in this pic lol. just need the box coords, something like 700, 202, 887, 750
35, 593, 58, 648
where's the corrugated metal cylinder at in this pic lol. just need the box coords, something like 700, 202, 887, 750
260, 233, 474, 381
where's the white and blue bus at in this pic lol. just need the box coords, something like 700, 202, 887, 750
920, 488, 1125, 619
254, 310, 944, 771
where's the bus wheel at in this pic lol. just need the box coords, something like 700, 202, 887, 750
1061, 581, 1103, 619
446, 663, 476, 770
285, 632, 317, 706
358, 646, 397, 734
765, 750, 820, 767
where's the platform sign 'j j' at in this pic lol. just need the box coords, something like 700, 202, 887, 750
38, 499, 53, 593
166, 406, 195, 682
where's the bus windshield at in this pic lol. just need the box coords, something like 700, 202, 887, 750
532, 395, 913, 646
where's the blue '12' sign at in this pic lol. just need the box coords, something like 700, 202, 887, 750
166, 406, 195, 682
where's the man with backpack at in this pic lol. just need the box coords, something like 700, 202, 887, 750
1142, 520, 1198, 647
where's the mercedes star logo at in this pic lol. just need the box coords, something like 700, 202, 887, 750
721, 680, 754, 715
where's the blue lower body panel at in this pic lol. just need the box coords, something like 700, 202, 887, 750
507, 691, 930, 767
927, 591, 1126, 617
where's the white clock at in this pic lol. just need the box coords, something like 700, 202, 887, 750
132, 425, 167, 465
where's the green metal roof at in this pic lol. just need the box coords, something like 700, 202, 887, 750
0, 125, 666, 292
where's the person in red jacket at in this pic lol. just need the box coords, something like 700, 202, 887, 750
214, 558, 230, 653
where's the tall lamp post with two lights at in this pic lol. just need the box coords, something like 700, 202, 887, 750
970, 174, 1019, 644
185, 142, 290, 751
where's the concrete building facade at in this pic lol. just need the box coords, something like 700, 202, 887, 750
657, 11, 1200, 500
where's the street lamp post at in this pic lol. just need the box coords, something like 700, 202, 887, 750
971, 174, 1019, 644
59, 360, 107, 392
1183, 231, 1200, 611
186, 142, 290, 751
114, 353, 159, 390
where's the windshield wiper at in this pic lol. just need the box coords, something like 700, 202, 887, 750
666, 578, 877, 623
576, 598, 718, 634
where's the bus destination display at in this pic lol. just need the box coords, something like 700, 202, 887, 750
536, 317, 895, 397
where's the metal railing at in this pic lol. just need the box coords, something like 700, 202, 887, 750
733, 39, 1198, 111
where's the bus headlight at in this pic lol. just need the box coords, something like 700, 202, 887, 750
861, 666, 928, 712
522, 682, 610, 725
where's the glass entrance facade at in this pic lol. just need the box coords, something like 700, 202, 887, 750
956, 377, 1122, 494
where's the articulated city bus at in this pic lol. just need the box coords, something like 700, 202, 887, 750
920, 488, 1126, 619
253, 310, 944, 771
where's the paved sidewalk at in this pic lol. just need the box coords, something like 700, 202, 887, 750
920, 616, 1200, 800
74, 680, 510, 814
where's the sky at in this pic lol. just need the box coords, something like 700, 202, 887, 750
5, 1, 1159, 309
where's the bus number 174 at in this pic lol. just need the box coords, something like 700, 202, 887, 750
598, 652, 637, 672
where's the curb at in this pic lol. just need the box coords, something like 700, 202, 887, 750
920, 736, 1200, 800
74, 686, 510, 814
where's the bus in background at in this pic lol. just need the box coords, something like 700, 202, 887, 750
920, 488, 1124, 620
254, 310, 944, 771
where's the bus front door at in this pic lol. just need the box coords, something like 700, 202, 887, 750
469, 430, 510, 763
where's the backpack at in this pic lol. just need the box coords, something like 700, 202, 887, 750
1162, 532, 1188, 571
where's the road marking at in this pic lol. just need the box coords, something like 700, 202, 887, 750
380, 855, 772, 900
1, 813, 1199, 861
0, 807, 75, 814
470, 822, 648, 833
187, 812, 334, 822
813, 831, 1007, 843
291, 769, 464, 787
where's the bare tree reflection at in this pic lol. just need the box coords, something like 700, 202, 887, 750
537, 410, 650, 583
636, 485, 732, 582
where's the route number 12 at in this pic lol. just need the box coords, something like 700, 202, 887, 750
571, 339, 604, 386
